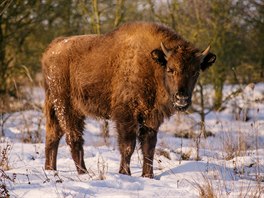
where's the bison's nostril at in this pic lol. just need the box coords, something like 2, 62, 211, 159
175, 94, 189, 100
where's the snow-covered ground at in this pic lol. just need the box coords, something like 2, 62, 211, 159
1, 83, 264, 197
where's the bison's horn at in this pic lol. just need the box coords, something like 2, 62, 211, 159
202, 45, 211, 57
200, 45, 211, 63
161, 42, 171, 60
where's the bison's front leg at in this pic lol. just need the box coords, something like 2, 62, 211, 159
118, 131, 136, 175
113, 106, 137, 176
116, 121, 137, 176
138, 126, 157, 178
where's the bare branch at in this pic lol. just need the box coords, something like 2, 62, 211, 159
114, 0, 125, 27
0, 0, 13, 16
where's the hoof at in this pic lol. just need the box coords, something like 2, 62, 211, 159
119, 169, 131, 176
45, 165, 56, 171
77, 167, 88, 175
142, 173, 154, 179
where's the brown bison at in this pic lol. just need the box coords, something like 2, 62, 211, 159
42, 22, 216, 178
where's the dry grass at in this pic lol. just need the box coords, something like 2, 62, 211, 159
192, 174, 218, 198
0, 140, 15, 197
239, 182, 264, 198
97, 155, 108, 180
0, 142, 12, 171
0, 169, 16, 198
218, 121, 251, 161
156, 148, 171, 160
247, 185, 264, 198
20, 110, 43, 144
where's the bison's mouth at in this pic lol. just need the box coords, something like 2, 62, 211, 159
173, 102, 190, 111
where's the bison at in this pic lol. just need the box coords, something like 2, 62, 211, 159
42, 22, 216, 178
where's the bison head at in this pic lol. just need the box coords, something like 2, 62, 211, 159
151, 42, 216, 111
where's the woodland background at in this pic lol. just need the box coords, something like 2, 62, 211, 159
0, 0, 263, 113
0, 1, 264, 196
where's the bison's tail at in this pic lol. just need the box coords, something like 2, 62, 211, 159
43, 89, 60, 132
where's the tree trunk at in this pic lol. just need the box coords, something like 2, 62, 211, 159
114, 0, 125, 27
213, 80, 224, 110
197, 82, 206, 137
0, 15, 7, 95
92, 0, 101, 35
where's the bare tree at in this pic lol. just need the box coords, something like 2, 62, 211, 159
92, 0, 101, 34
114, 0, 125, 27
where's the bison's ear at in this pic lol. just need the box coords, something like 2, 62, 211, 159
200, 52, 216, 71
151, 49, 167, 67
200, 45, 216, 71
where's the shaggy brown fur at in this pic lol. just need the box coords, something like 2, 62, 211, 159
42, 22, 216, 178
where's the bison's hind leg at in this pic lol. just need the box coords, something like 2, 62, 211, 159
45, 99, 64, 171
64, 111, 87, 174
45, 96, 87, 174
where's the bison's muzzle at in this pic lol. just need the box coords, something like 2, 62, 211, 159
172, 93, 191, 111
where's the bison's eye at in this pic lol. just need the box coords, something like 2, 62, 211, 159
166, 67, 175, 74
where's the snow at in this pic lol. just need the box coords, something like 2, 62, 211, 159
1, 83, 264, 197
